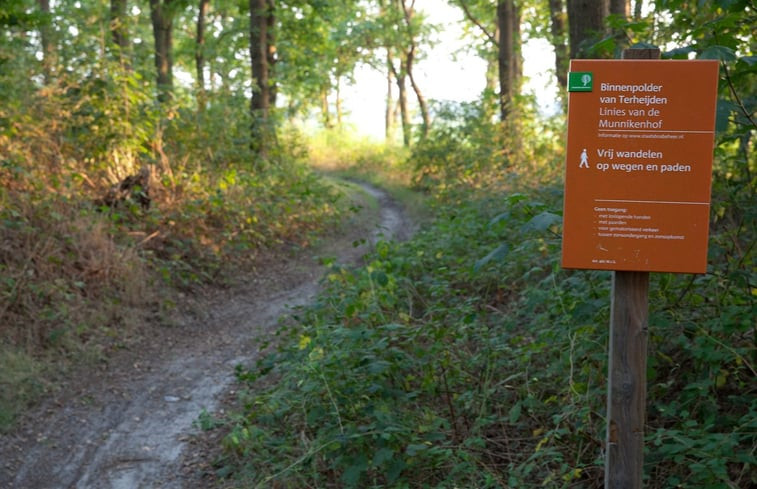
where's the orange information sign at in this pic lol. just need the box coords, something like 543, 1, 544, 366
562, 59, 719, 274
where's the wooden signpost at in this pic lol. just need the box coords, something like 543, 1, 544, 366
562, 49, 720, 487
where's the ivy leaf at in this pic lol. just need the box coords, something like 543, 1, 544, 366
715, 99, 738, 134
371, 270, 389, 287
488, 210, 510, 227
509, 402, 522, 424
405, 443, 428, 456
699, 45, 736, 61
341, 455, 368, 487
474, 243, 509, 272
521, 211, 562, 232
663, 45, 695, 59
736, 56, 757, 74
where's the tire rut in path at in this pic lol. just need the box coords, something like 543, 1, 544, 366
0, 182, 413, 489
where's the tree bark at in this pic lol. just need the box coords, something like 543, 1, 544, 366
266, 1, 277, 107
389, 58, 410, 147
549, 0, 568, 91
609, 0, 630, 51
497, 0, 514, 121
567, 0, 608, 59
250, 0, 270, 117
149, 0, 175, 103
37, 0, 54, 84
335, 77, 343, 127
511, 1, 522, 94
633, 0, 643, 19
385, 50, 395, 142
400, 0, 429, 138
610, 0, 630, 17
195, 0, 210, 102
321, 87, 332, 129
110, 0, 129, 66
249, 0, 276, 152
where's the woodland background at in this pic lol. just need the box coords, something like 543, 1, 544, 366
1, 0, 755, 487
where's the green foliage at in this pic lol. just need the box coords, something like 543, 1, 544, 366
223, 161, 754, 487
409, 99, 566, 193
220, 3, 755, 483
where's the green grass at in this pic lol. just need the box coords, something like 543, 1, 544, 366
0, 348, 44, 431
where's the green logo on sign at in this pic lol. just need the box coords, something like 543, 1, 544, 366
568, 72, 593, 92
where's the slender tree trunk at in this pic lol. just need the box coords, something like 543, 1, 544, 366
511, 2, 522, 94
385, 50, 395, 142
390, 60, 410, 147
266, 0, 277, 107
250, 0, 270, 119
110, 0, 129, 66
37, 0, 54, 84
149, 0, 174, 103
335, 77, 343, 127
567, 0, 609, 59
196, 0, 209, 104
549, 0, 568, 92
634, 0, 643, 19
320, 88, 332, 129
407, 67, 429, 138
497, 0, 514, 121
398, 71, 409, 147
249, 0, 276, 152
400, 0, 429, 138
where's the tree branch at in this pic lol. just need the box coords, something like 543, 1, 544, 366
454, 0, 498, 46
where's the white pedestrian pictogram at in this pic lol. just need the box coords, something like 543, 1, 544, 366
580, 148, 589, 168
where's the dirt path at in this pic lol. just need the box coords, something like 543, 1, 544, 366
0, 182, 413, 489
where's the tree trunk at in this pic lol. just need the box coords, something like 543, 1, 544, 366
511, 2, 522, 94
567, 0, 608, 59
321, 88, 332, 129
610, 0, 629, 51
249, 0, 276, 152
37, 0, 54, 84
195, 0, 209, 104
149, 0, 174, 103
633, 0, 643, 19
497, 0, 514, 121
385, 50, 395, 142
250, 0, 273, 117
110, 0, 129, 66
610, 0, 630, 17
266, 0, 277, 107
400, 0, 429, 139
398, 72, 409, 147
549, 0, 568, 92
390, 59, 410, 147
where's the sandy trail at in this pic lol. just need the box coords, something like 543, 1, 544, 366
0, 182, 412, 489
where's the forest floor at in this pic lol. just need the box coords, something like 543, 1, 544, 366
0, 181, 414, 489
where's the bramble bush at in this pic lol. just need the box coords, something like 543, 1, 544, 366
221, 35, 754, 486
222, 149, 754, 487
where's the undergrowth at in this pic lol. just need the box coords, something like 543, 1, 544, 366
218, 99, 755, 488
0, 82, 347, 430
